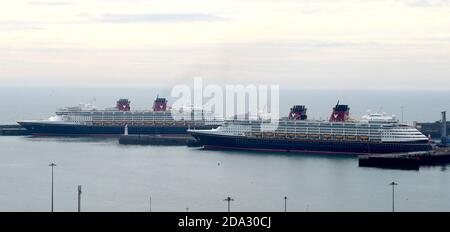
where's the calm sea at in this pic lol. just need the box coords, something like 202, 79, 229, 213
0, 87, 449, 212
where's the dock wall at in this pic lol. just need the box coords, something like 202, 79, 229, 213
0, 125, 30, 136
119, 134, 199, 146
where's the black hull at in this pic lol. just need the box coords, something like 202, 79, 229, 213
190, 133, 433, 155
18, 121, 218, 136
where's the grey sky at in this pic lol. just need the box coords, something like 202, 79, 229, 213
1, 0, 449, 89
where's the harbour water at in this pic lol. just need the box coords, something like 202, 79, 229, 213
1, 87, 450, 212
1, 136, 450, 212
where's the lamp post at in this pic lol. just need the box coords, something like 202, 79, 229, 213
149, 195, 152, 212
389, 182, 398, 212
284, 196, 288, 212
77, 185, 82, 212
49, 163, 56, 212
224, 196, 234, 212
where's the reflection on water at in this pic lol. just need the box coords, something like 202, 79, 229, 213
24, 136, 118, 144
195, 147, 356, 161
0, 136, 450, 212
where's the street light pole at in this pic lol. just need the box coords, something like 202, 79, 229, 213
224, 196, 234, 212
149, 196, 152, 212
389, 182, 398, 212
49, 163, 56, 212
77, 185, 82, 212
284, 196, 288, 212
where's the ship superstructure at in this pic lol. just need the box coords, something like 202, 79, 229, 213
189, 103, 432, 154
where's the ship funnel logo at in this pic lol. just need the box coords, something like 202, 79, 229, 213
170, 77, 280, 131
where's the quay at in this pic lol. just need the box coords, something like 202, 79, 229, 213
358, 147, 450, 170
119, 134, 200, 146
0, 124, 31, 136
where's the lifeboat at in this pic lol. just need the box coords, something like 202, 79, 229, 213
164, 121, 175, 126
346, 135, 356, 140
323, 134, 332, 139
263, 132, 274, 137
335, 135, 344, 139
359, 136, 369, 140
253, 132, 262, 137
276, 133, 286, 138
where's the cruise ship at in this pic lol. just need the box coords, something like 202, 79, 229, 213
189, 103, 432, 154
18, 97, 222, 136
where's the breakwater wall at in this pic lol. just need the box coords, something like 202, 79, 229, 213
0, 124, 30, 136
119, 134, 200, 146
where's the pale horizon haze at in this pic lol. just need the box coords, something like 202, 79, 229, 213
1, 0, 450, 89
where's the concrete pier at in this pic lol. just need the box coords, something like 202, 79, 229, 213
0, 124, 30, 136
119, 134, 199, 146
359, 147, 450, 170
